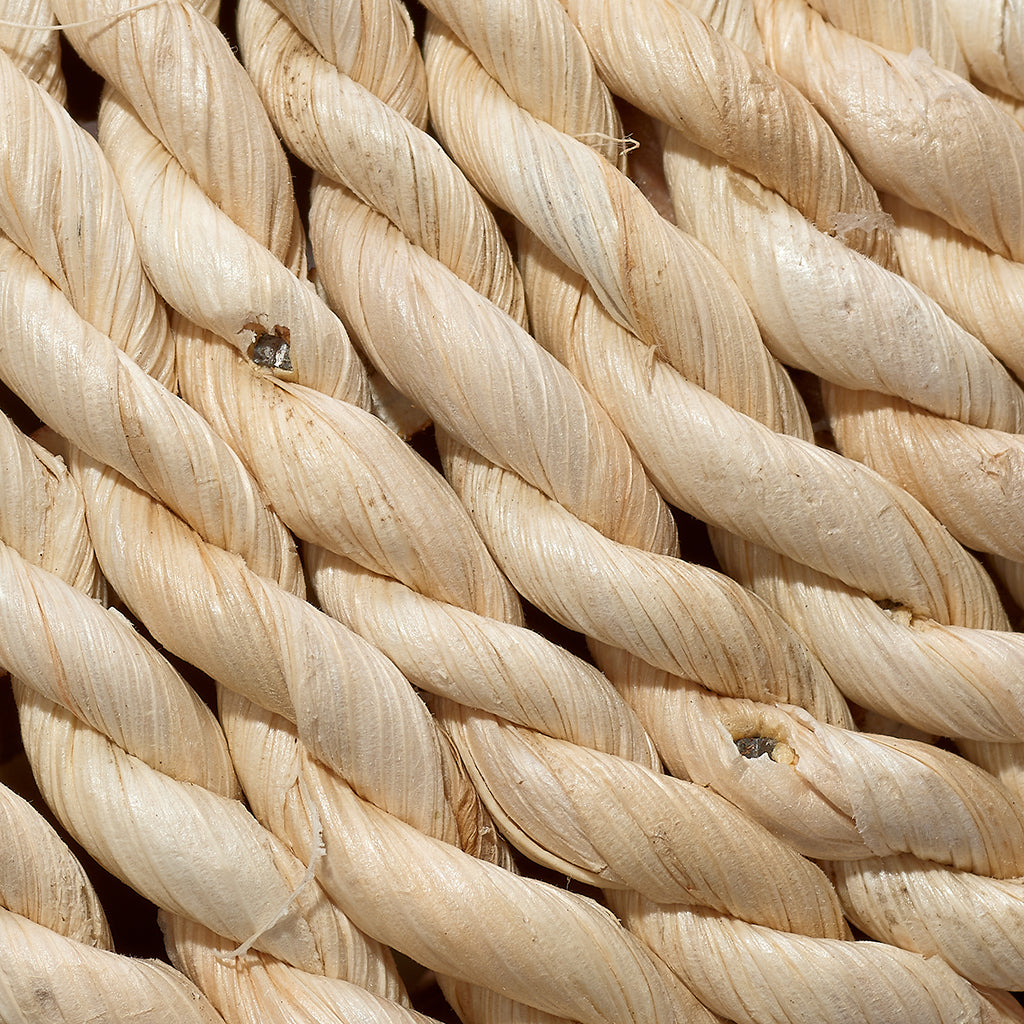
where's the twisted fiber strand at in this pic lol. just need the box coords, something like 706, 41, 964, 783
210, 662, 716, 1024
290, 2, 1024, 1015
422, 18, 808, 437
59, 5, 724, 1017
75, 0, 517, 614
262, 0, 849, 812
759, 8, 1024, 613
161, 916, 443, 1024
286, 0, 831, 696
0, 44, 421, 1014
411, 0, 626, 168
804, 0, 967, 75
609, 894, 1023, 1024
421, 20, 1009, 637
752, 0, 1024, 561
661, 132, 1024, 433
883, 194, 1024, 383
758, 0, 1024, 261
69, 453, 528, 1024
57, 0, 305, 272
241, 4, 862, 1014
519, 231, 1024, 999
0, 780, 111, 949
238, 0, 528, 331
0, 0, 64, 100
455, 6, 1024, 1004
0, 906, 229, 1024
715, 538, 1024, 742
72, 449, 496, 854
0, 674, 224, 1024
660, 2, 1024, 987
0, 48, 174, 388
942, 0, 1024, 99
306, 505, 851, 728
271, 0, 428, 126
0, 234, 299, 589
594, 11, 1024, 741
597, 642, 1024, 992
62, 8, 717, 1020
54, 0, 367, 404
0, 425, 402, 1004
0, 54, 298, 591
518, 226, 1004, 631
561, 0, 897, 268
238, 2, 875, 1018
558, 3, 1024, 606
681, 4, 1024, 724
661, 131, 1024, 605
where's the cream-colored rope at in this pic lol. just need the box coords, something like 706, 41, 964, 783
240, 0, 1024, 1018
547, 0, 1024, 749
804, 0, 967, 74
561, 0, 897, 268
0, 415, 405, 1009
758, 0, 1024, 261
409, 0, 1024, 1012
7, 0, 1023, 1018
0, 781, 111, 950
0, 38, 437, 1018
942, 0, 1024, 99
0, 0, 64, 99
520, 222, 1024, 997
231, 3, 1000, 1021
0, 905, 228, 1024
0, 51, 299, 591
30, 3, 734, 1018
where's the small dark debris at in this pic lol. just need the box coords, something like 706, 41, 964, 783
251, 333, 293, 372
735, 736, 777, 759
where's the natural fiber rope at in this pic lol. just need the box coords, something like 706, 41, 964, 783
0, 50, 299, 591
0, 37, 438, 1020
411, 0, 1024, 1014
3, 0, 1023, 1020
540, 0, 1024, 747
941, 0, 1024, 101
34, 1, 735, 1020
0, 412, 406, 1013
232, 0, 1024, 1019
236, 3, 910, 1019
0, 0, 64, 100
230, 4, 1007, 1019
519, 222, 1024, 1001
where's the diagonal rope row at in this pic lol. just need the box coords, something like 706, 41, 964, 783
407, 0, 1024, 1007
42, 2, 731, 1020
235, 0, 1024, 1019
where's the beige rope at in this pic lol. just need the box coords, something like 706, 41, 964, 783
0, 52, 299, 591
161, 915, 440, 1024
942, 0, 1024, 99
661, 132, 1024, 432
758, 0, 1024, 261
804, 0, 967, 74
0, 415, 405, 1005
0, 781, 110, 949
0, 906, 229, 1024
407, 0, 1024, 1012
519, 223, 1024, 996
32, 3, 731, 1018
0, 0, 64, 99
883, 194, 1024, 382
232, 4, 1007, 1019
561, 0, 897, 267
0, 35, 440, 1018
